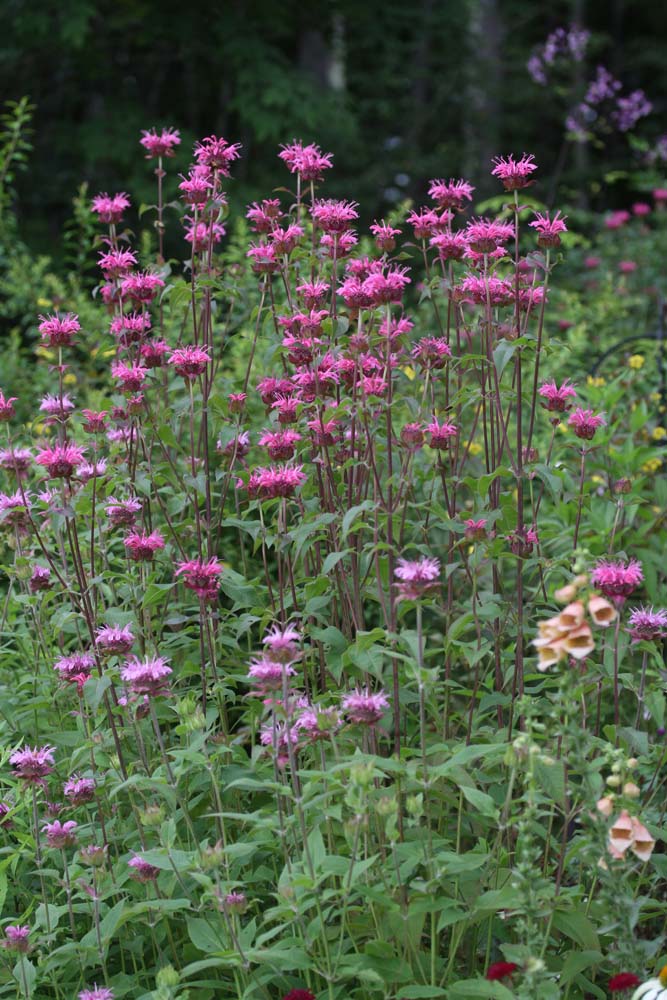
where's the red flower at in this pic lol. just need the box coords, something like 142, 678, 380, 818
608, 972, 641, 993
486, 962, 518, 981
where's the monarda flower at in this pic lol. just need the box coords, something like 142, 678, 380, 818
406, 207, 442, 238
430, 231, 469, 261
426, 420, 458, 449
168, 345, 211, 379
246, 198, 282, 232
269, 224, 304, 255
342, 688, 389, 725
123, 529, 165, 561
608, 973, 641, 994
0, 392, 17, 421
296, 703, 341, 741
246, 464, 306, 501
0, 448, 32, 478
140, 127, 181, 158
567, 407, 605, 440
259, 430, 301, 461
370, 220, 401, 252
184, 218, 225, 253
175, 557, 223, 601
491, 153, 537, 190
78, 459, 108, 484
282, 991, 316, 1000
401, 422, 425, 449
296, 279, 329, 309
247, 656, 296, 693
262, 624, 302, 663
627, 606, 667, 642
486, 962, 519, 981
140, 339, 170, 368
311, 199, 359, 234
98, 248, 137, 277
247, 243, 279, 273
428, 178, 474, 210
120, 271, 165, 304
529, 210, 568, 248
54, 652, 94, 684
218, 431, 251, 459
43, 819, 78, 849
0, 491, 31, 531
81, 410, 108, 434
320, 230, 357, 257
96, 624, 135, 655
91, 192, 130, 224
194, 134, 241, 175
105, 496, 142, 527
35, 443, 85, 479
591, 559, 643, 601
121, 656, 172, 698
38, 312, 80, 348
10, 745, 55, 783
464, 518, 488, 541
29, 565, 52, 593
79, 986, 115, 1000
63, 775, 96, 806
465, 218, 515, 254
3, 926, 30, 953
179, 170, 213, 206
411, 337, 452, 369
395, 555, 441, 601
279, 140, 333, 181
128, 854, 160, 882
111, 360, 148, 394
538, 379, 577, 412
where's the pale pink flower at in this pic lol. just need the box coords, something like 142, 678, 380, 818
0, 448, 31, 478
96, 624, 134, 655
491, 153, 537, 190
627, 606, 667, 642
10, 745, 55, 783
538, 379, 577, 412
262, 624, 302, 663
296, 703, 341, 740
29, 565, 52, 593
91, 192, 130, 224
63, 775, 96, 806
342, 688, 389, 725
426, 420, 458, 449
78, 459, 108, 483
0, 392, 17, 421
395, 555, 441, 601
140, 127, 181, 158
43, 819, 78, 848
128, 854, 160, 882
79, 986, 114, 1000
121, 656, 172, 698
247, 656, 296, 692
105, 496, 141, 527
3, 926, 30, 953
54, 652, 94, 684
0, 491, 31, 530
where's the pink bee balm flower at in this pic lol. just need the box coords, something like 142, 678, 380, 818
128, 854, 160, 882
632, 202, 651, 216
178, 169, 212, 206
175, 557, 223, 601
311, 199, 359, 234
538, 379, 577, 412
430, 231, 469, 261
370, 220, 401, 252
110, 311, 151, 345
585, 256, 601, 269
3, 926, 30, 953
411, 337, 452, 369
228, 392, 247, 413
296, 279, 329, 309
627, 606, 667, 642
246, 198, 282, 232
81, 409, 108, 434
140, 338, 170, 368
63, 775, 96, 806
320, 229, 357, 257
605, 210, 630, 230
78, 459, 108, 484
491, 153, 537, 190
279, 140, 333, 181
654, 188, 667, 203
426, 420, 458, 449
123, 529, 165, 561
247, 656, 296, 692
95, 624, 135, 655
140, 127, 181, 158
91, 192, 130, 224
342, 688, 389, 725
38, 312, 80, 347
111, 360, 148, 393
222, 891, 248, 914
428, 178, 475, 210
401, 423, 425, 449
395, 555, 441, 601
54, 652, 94, 684
10, 745, 55, 783
39, 393, 75, 419
465, 218, 515, 253
0, 392, 17, 421
268, 224, 304, 255
98, 248, 137, 277
529, 210, 568, 248
591, 559, 643, 601
194, 134, 241, 175
120, 271, 165, 304
35, 443, 85, 479
262, 624, 302, 663
464, 518, 488, 540
618, 260, 637, 274
567, 407, 605, 440
29, 565, 52, 593
121, 655, 172, 698
259, 429, 301, 461
0, 448, 32, 478
79, 986, 114, 1000
105, 496, 142, 527
185, 218, 225, 253
406, 207, 442, 238
42, 819, 78, 848
247, 242, 279, 273
246, 464, 306, 500
0, 491, 31, 530
296, 703, 341, 741
168, 345, 211, 379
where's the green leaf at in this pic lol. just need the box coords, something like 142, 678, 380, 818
552, 909, 600, 951
397, 987, 448, 998
448, 979, 514, 999
460, 786, 499, 819
560, 950, 602, 984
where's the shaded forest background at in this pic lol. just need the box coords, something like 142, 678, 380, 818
4, 0, 667, 260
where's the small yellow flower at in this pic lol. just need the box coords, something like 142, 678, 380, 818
102, 348, 117, 359
628, 354, 645, 370
401, 365, 416, 381
36, 297, 52, 308
652, 426, 667, 441
587, 375, 606, 388
63, 373, 77, 386
35, 346, 55, 361
591, 474, 605, 485
557, 421, 568, 433
651, 392, 661, 403
465, 440, 482, 456
642, 457, 662, 474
